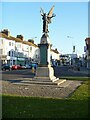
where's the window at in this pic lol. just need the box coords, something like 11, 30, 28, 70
9, 51, 10, 56
12, 51, 14, 57
9, 51, 15, 57
17, 44, 21, 48
9, 42, 11, 46
0, 49, 3, 54
30, 47, 32, 52
36, 55, 38, 58
0, 39, 3, 44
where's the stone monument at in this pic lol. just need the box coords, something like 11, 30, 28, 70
13, 6, 66, 86
35, 5, 65, 84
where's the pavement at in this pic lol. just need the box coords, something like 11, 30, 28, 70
2, 77, 83, 99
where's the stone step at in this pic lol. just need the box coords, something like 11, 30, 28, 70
13, 81, 57, 86
19, 77, 59, 82
21, 80, 57, 85
32, 77, 53, 82
22, 78, 52, 82
12, 79, 67, 86
13, 82, 59, 87
36, 77, 59, 82
57, 80, 73, 87
54, 79, 66, 85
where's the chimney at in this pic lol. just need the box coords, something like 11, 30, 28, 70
28, 39, 34, 44
16, 35, 24, 40
1, 29, 10, 37
55, 48, 58, 51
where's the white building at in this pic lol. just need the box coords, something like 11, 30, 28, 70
0, 29, 40, 66
0, 35, 7, 65
0, 29, 60, 66
0, 31, 16, 66
85, 38, 90, 69
50, 48, 60, 66
60, 54, 71, 65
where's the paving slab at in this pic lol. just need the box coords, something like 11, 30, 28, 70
2, 79, 83, 98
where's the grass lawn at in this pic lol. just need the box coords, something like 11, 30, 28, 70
2, 78, 89, 119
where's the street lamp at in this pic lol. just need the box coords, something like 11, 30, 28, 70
67, 36, 75, 54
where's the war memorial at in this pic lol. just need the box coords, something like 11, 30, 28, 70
30, 6, 66, 85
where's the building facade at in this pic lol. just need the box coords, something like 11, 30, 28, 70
0, 29, 60, 66
85, 38, 90, 69
50, 49, 60, 66
0, 29, 40, 66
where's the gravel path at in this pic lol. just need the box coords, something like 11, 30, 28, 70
1, 79, 82, 99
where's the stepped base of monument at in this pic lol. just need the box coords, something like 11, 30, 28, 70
13, 66, 66, 86
13, 78, 66, 86
29, 66, 66, 85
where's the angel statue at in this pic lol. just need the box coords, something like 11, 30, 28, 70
40, 5, 56, 33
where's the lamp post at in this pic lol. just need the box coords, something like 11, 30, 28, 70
30, 37, 38, 63
67, 36, 75, 54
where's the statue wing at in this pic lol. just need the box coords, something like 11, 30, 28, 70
40, 7, 44, 15
47, 5, 55, 17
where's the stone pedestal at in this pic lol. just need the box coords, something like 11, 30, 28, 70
36, 33, 59, 82
38, 33, 51, 66
36, 66, 58, 82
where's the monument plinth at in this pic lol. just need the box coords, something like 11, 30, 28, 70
39, 33, 51, 67
36, 33, 58, 81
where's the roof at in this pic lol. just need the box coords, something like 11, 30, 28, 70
85, 37, 90, 40
0, 32, 38, 47
0, 32, 14, 40
85, 38, 90, 45
51, 49, 59, 54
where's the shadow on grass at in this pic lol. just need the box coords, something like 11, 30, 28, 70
2, 95, 88, 119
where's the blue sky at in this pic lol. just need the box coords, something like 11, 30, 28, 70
0, 1, 88, 56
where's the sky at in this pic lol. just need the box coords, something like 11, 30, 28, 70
0, 1, 88, 56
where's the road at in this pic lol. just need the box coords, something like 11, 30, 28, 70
54, 66, 90, 77
1, 66, 89, 81
1, 69, 35, 81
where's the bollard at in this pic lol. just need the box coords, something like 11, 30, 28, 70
32, 66, 35, 73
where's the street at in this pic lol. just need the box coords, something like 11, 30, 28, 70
1, 66, 89, 81
54, 66, 90, 77
1, 69, 35, 81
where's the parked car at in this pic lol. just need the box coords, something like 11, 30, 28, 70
25, 64, 32, 69
11, 65, 22, 70
2, 64, 11, 71
17, 65, 22, 70
21, 65, 26, 69
11, 65, 17, 70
